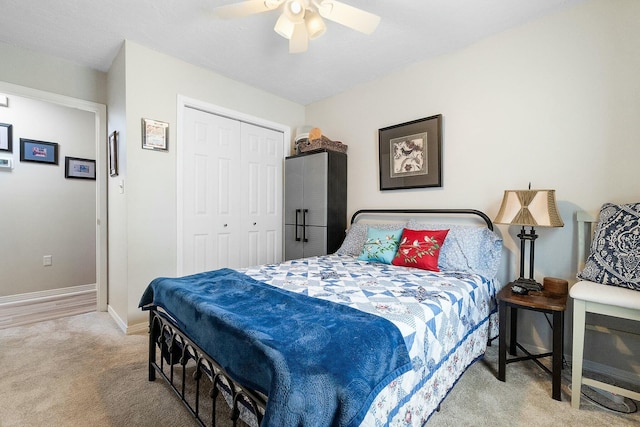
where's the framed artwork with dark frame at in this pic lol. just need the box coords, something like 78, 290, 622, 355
0, 123, 12, 152
142, 118, 169, 151
378, 114, 442, 191
65, 156, 96, 180
109, 130, 118, 177
20, 138, 59, 165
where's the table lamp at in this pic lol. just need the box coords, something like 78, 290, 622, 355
494, 188, 563, 291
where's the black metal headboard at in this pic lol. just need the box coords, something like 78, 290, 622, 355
350, 209, 494, 231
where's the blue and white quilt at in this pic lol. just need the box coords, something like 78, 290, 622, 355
241, 253, 499, 426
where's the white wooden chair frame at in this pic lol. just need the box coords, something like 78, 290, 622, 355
570, 211, 640, 408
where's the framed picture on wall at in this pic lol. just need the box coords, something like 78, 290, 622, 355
378, 114, 442, 191
65, 156, 96, 180
109, 130, 118, 177
142, 118, 169, 151
0, 123, 12, 152
20, 138, 59, 165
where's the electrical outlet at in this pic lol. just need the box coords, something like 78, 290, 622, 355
43, 255, 52, 266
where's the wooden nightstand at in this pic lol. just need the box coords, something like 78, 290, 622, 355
497, 277, 568, 401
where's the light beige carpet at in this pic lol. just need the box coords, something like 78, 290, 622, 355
0, 312, 638, 427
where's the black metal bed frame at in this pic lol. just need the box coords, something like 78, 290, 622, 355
350, 208, 494, 230
147, 309, 266, 427
145, 208, 494, 427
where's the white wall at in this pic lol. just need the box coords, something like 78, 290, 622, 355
0, 41, 106, 105
0, 94, 96, 296
106, 45, 129, 324
109, 41, 306, 329
306, 0, 640, 379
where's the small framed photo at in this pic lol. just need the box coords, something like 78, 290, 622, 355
20, 138, 59, 165
108, 130, 118, 177
65, 156, 96, 180
378, 114, 442, 191
0, 123, 12, 152
142, 118, 169, 151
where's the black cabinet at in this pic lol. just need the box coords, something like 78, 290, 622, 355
284, 149, 347, 260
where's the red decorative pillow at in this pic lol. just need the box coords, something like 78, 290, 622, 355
392, 229, 449, 272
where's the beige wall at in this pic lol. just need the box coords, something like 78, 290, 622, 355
306, 0, 640, 380
0, 95, 96, 296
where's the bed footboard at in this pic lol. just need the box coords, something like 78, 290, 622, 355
147, 309, 266, 427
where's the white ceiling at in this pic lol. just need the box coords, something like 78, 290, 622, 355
0, 0, 583, 105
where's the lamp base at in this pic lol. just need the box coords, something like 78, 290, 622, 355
512, 277, 543, 292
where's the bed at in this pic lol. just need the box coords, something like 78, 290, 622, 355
139, 209, 503, 426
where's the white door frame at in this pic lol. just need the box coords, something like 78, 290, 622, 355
176, 95, 291, 276
0, 81, 108, 311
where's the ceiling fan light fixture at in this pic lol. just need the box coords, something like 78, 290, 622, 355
274, 13, 295, 39
284, 0, 305, 23
304, 10, 326, 39
289, 22, 309, 53
214, 0, 380, 53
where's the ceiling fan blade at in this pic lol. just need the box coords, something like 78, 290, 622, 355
289, 23, 309, 53
213, 0, 284, 19
316, 0, 380, 34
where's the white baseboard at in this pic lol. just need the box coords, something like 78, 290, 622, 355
0, 284, 96, 329
107, 304, 127, 333
106, 305, 148, 335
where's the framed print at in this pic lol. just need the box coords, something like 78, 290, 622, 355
109, 130, 118, 177
0, 123, 12, 152
142, 118, 169, 151
65, 156, 96, 180
20, 138, 59, 165
378, 114, 442, 191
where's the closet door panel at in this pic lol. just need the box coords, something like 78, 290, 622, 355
240, 122, 283, 266
182, 108, 241, 273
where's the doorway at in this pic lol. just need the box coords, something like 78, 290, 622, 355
0, 81, 107, 311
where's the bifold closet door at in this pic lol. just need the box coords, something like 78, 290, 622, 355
181, 108, 283, 275
240, 122, 283, 267
182, 107, 242, 274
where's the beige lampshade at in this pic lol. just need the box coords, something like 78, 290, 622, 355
494, 189, 564, 227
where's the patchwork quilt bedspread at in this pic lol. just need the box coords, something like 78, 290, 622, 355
240, 254, 499, 426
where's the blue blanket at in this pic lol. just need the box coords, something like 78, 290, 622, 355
139, 268, 412, 427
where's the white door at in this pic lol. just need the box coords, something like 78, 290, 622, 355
181, 107, 283, 275
240, 122, 283, 267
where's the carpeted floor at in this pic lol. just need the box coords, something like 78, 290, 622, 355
0, 312, 638, 426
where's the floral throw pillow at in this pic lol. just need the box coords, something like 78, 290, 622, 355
336, 222, 407, 256
577, 202, 640, 291
357, 228, 403, 264
392, 229, 449, 272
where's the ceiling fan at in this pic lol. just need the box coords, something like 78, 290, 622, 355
213, 0, 381, 53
